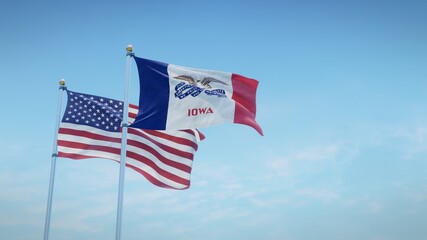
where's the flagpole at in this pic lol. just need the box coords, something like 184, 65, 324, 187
43, 79, 66, 240
115, 45, 134, 240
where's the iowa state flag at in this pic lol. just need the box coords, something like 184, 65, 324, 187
130, 57, 263, 136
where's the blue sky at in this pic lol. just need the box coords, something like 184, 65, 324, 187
1, 0, 427, 239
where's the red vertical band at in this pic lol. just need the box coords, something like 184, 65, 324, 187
231, 74, 263, 136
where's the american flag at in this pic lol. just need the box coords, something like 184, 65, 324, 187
57, 90, 204, 190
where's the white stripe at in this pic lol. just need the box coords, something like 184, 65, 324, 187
126, 140, 192, 167
57, 146, 120, 161
58, 145, 187, 189
58, 133, 122, 149
58, 123, 194, 166
58, 141, 190, 183
126, 144, 191, 178
59, 122, 121, 136
142, 130, 198, 152
129, 107, 138, 115
58, 125, 192, 178
128, 105, 138, 123
58, 130, 192, 169
128, 130, 195, 162
58, 142, 190, 187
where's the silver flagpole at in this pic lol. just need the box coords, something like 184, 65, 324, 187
115, 45, 134, 240
43, 79, 67, 240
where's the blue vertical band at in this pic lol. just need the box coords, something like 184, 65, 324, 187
131, 57, 170, 130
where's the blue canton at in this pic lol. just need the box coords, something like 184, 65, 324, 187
62, 90, 124, 132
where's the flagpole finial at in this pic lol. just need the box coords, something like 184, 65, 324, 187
126, 45, 133, 53
59, 79, 67, 90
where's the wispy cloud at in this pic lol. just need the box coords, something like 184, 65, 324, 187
266, 142, 356, 180
295, 187, 339, 202
393, 127, 427, 159
393, 181, 427, 204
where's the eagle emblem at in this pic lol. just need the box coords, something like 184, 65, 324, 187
174, 75, 228, 89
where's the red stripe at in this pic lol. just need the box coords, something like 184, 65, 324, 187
126, 151, 190, 186
142, 129, 199, 151
128, 104, 138, 120
58, 130, 192, 170
180, 129, 206, 141
231, 74, 264, 136
58, 128, 121, 143
58, 152, 107, 160
127, 138, 192, 172
57, 152, 189, 189
58, 140, 121, 155
126, 164, 189, 190
129, 112, 137, 119
58, 139, 191, 186
195, 129, 205, 140
128, 128, 194, 159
